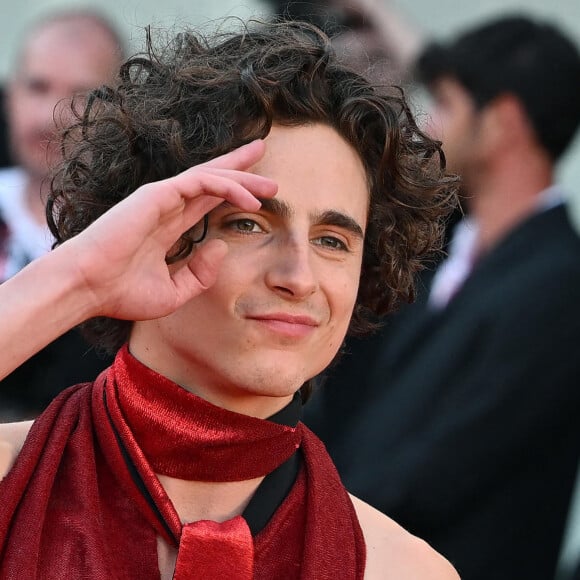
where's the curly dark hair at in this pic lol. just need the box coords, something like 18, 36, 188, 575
48, 19, 457, 357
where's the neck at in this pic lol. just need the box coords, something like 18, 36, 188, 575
466, 148, 553, 254
106, 347, 303, 524
158, 474, 264, 524
128, 339, 294, 419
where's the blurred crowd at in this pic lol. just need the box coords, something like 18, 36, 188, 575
1, 3, 579, 579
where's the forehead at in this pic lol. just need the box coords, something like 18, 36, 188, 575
252, 123, 369, 226
17, 20, 119, 86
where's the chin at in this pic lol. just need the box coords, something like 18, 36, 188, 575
23, 158, 52, 179
232, 369, 308, 399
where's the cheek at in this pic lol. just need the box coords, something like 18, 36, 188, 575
327, 274, 359, 328
11, 108, 42, 138
318, 282, 356, 368
205, 252, 258, 310
424, 109, 445, 141
214, 252, 247, 287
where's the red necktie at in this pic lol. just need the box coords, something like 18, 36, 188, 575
173, 516, 254, 579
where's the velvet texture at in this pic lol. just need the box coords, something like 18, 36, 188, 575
175, 518, 253, 580
0, 347, 365, 579
111, 346, 302, 482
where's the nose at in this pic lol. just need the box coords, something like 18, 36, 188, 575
265, 237, 318, 300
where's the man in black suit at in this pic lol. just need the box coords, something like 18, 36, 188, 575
305, 15, 580, 580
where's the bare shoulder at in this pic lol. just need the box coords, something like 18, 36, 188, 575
0, 421, 33, 481
350, 494, 460, 580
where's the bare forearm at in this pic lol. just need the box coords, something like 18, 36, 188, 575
0, 246, 96, 380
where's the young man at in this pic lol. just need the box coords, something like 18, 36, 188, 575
0, 21, 458, 578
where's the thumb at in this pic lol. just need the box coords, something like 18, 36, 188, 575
172, 239, 228, 303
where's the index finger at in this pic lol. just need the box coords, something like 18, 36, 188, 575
175, 170, 278, 222
200, 139, 267, 171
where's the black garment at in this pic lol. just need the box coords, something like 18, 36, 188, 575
0, 88, 12, 169
0, 329, 112, 419
109, 390, 303, 540
305, 204, 580, 580
571, 560, 580, 580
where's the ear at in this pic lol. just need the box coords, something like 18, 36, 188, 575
481, 93, 534, 152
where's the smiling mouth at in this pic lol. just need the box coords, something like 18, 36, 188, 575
246, 314, 319, 339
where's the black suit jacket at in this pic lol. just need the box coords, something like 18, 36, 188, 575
306, 204, 580, 580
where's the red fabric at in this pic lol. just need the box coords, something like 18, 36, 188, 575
112, 346, 302, 481
174, 517, 253, 580
0, 347, 366, 579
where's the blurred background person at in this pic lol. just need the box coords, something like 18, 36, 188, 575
265, 0, 423, 83
0, 9, 125, 419
305, 14, 580, 580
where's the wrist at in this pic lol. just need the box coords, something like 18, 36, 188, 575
23, 242, 102, 327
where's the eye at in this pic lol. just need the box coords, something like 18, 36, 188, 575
25, 78, 50, 95
313, 236, 348, 251
228, 218, 264, 233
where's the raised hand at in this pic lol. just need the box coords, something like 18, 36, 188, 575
0, 140, 276, 379
64, 139, 277, 321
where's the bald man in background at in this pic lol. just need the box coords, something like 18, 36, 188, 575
0, 10, 124, 419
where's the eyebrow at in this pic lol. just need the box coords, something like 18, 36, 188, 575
257, 198, 293, 220
257, 197, 365, 239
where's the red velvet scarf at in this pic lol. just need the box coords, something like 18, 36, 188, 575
0, 347, 365, 579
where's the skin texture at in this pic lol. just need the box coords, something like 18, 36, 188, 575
130, 124, 369, 419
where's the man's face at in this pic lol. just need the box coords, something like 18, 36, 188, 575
6, 21, 120, 180
130, 123, 369, 417
424, 77, 485, 181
